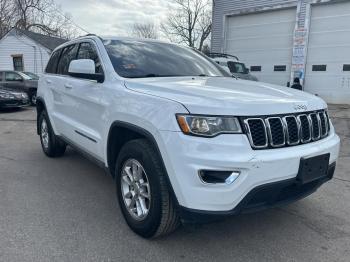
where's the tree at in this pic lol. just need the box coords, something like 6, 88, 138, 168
132, 23, 158, 39
0, 0, 13, 38
0, 0, 82, 39
161, 0, 212, 51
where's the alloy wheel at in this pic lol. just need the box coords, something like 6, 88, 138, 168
120, 159, 151, 221
41, 119, 49, 149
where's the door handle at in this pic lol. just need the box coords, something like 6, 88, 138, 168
64, 84, 73, 89
46, 79, 52, 84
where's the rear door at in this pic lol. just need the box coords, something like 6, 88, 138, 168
60, 41, 106, 159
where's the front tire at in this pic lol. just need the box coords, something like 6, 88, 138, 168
116, 139, 180, 238
38, 111, 66, 157
30, 91, 37, 105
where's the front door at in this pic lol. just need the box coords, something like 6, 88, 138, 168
59, 41, 106, 160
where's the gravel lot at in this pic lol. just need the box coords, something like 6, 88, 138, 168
0, 106, 349, 262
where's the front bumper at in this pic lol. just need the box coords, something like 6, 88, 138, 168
0, 98, 30, 108
158, 128, 340, 214
179, 162, 335, 223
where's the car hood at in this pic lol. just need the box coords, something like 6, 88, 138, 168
124, 77, 327, 115
234, 73, 258, 81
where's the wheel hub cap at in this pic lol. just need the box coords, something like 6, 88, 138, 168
41, 119, 49, 149
121, 159, 151, 221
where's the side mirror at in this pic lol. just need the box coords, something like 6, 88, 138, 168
245, 68, 250, 74
68, 59, 104, 83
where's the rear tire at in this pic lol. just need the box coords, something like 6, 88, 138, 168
38, 111, 66, 157
115, 139, 180, 238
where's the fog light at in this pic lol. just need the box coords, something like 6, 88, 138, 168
199, 170, 240, 184
225, 171, 240, 185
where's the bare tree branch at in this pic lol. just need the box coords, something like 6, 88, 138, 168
131, 23, 158, 39
0, 0, 81, 39
161, 0, 212, 51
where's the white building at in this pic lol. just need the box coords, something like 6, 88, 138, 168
212, 0, 350, 104
0, 28, 66, 74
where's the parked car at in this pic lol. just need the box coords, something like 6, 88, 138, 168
208, 53, 258, 81
37, 36, 340, 238
0, 71, 38, 105
0, 86, 29, 108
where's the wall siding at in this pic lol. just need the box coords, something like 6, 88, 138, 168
0, 34, 50, 73
212, 0, 298, 52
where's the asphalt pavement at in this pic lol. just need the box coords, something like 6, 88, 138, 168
0, 106, 349, 262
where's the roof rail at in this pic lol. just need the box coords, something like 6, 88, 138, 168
207, 53, 239, 61
76, 33, 103, 41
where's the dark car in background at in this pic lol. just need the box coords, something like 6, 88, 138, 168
0, 86, 30, 109
0, 71, 38, 105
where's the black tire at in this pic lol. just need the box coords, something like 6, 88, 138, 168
115, 139, 180, 238
30, 91, 37, 106
38, 110, 66, 157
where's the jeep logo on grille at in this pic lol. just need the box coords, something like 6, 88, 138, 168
293, 104, 308, 111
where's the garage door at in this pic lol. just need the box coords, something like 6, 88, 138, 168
225, 8, 296, 86
305, 2, 350, 104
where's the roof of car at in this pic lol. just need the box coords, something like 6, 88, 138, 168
52, 34, 184, 53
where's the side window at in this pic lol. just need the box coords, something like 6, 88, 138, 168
46, 50, 61, 74
5, 72, 22, 81
0, 72, 3, 81
57, 44, 79, 75
77, 42, 103, 73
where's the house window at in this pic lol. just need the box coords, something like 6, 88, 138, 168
12, 55, 24, 71
250, 66, 261, 72
312, 65, 327, 72
343, 64, 350, 71
274, 65, 286, 72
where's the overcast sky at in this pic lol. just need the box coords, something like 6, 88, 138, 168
56, 0, 173, 37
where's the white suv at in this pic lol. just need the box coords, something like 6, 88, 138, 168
36, 35, 340, 238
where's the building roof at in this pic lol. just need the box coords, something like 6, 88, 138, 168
11, 28, 67, 51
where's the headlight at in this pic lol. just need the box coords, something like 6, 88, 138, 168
21, 93, 28, 99
176, 114, 242, 137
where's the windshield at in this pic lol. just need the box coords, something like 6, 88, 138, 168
16, 72, 31, 80
23, 72, 39, 80
227, 61, 247, 74
103, 39, 228, 78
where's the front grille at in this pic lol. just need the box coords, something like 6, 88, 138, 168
298, 114, 312, 143
310, 113, 320, 140
244, 119, 268, 148
266, 117, 285, 147
242, 110, 330, 149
